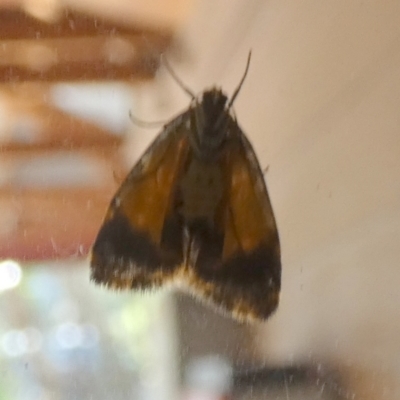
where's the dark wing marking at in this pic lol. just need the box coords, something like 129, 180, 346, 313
90, 113, 191, 290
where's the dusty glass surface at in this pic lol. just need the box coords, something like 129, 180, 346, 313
1, 2, 400, 400
0, 262, 173, 400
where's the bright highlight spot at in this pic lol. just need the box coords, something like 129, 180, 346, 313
0, 260, 22, 291
1, 328, 43, 358
55, 322, 83, 349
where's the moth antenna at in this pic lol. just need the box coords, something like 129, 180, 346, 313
129, 110, 166, 128
161, 53, 196, 100
228, 51, 252, 108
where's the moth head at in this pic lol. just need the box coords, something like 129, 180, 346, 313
190, 53, 252, 160
163, 51, 252, 159
191, 88, 230, 157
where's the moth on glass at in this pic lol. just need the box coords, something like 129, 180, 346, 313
90, 53, 281, 321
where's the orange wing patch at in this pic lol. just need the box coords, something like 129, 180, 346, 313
223, 140, 279, 260
116, 136, 187, 245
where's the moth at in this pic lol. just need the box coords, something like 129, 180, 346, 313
90, 53, 281, 321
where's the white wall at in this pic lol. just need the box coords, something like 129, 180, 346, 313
151, 1, 400, 398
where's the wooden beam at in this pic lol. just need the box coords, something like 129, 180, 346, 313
0, 148, 127, 189
0, 10, 173, 39
0, 188, 116, 261
0, 62, 155, 83
0, 10, 172, 82
0, 93, 125, 151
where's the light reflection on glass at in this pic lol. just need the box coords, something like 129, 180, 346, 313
0, 264, 174, 399
1, 330, 28, 357
1, 327, 43, 358
54, 322, 83, 349
0, 259, 22, 291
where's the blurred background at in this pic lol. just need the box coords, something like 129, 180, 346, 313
0, 0, 400, 399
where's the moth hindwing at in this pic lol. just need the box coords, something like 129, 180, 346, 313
91, 88, 281, 322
